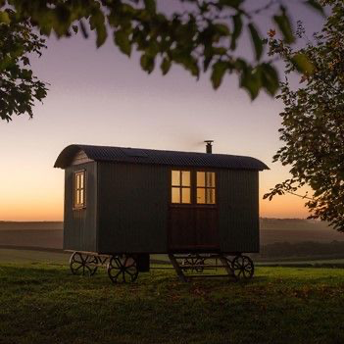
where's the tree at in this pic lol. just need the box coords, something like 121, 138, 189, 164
0, 0, 323, 121
264, 0, 344, 231
0, 9, 48, 121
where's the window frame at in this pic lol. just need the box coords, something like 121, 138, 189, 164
73, 169, 86, 210
169, 169, 217, 206
196, 171, 216, 205
171, 169, 192, 205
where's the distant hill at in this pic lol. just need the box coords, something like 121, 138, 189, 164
0, 219, 343, 249
0, 218, 334, 231
260, 218, 331, 231
260, 218, 344, 244
0, 221, 63, 231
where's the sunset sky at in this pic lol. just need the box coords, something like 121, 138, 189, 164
0, 2, 325, 221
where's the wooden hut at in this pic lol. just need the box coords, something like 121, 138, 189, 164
54, 143, 268, 282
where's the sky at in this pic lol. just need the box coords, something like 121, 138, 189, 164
0, 1, 325, 221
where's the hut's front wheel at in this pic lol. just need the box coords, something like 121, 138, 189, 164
107, 255, 138, 283
231, 255, 254, 280
69, 252, 99, 276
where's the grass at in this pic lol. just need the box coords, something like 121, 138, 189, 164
1, 254, 344, 344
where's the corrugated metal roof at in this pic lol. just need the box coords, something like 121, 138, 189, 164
54, 144, 269, 170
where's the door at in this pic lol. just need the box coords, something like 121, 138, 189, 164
168, 206, 219, 251
168, 169, 219, 251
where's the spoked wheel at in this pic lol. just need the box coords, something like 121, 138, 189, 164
107, 255, 138, 283
183, 254, 205, 273
69, 252, 99, 276
231, 255, 254, 280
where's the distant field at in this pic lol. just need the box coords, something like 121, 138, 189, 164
0, 257, 344, 344
0, 221, 62, 231
0, 229, 63, 249
0, 248, 68, 264
1, 219, 344, 251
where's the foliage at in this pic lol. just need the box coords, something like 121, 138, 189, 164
264, 0, 344, 231
0, 0, 324, 121
0, 9, 48, 121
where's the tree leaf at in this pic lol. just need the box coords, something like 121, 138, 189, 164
240, 66, 262, 100
114, 30, 131, 57
230, 14, 242, 50
248, 23, 263, 61
90, 11, 107, 47
211, 61, 228, 89
273, 6, 295, 44
144, 0, 156, 15
219, 0, 243, 9
160, 57, 171, 75
260, 63, 279, 96
140, 54, 155, 74
291, 53, 314, 74
304, 0, 325, 16
0, 11, 10, 25
214, 23, 230, 36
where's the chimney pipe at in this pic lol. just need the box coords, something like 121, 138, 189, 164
204, 140, 214, 154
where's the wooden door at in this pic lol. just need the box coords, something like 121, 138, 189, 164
168, 206, 219, 252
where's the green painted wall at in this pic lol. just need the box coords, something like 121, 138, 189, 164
217, 170, 259, 253
63, 162, 97, 252
97, 162, 169, 254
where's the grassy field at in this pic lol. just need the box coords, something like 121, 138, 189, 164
1, 250, 344, 344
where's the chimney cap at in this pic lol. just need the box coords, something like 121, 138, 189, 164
204, 140, 214, 154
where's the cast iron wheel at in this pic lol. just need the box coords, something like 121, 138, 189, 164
69, 252, 99, 276
107, 255, 138, 283
183, 254, 205, 273
231, 255, 254, 280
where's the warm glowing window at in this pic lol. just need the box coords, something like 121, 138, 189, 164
74, 171, 86, 209
197, 171, 216, 204
171, 170, 191, 204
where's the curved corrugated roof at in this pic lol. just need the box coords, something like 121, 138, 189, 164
54, 144, 269, 171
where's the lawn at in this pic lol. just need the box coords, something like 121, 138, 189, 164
1, 255, 344, 344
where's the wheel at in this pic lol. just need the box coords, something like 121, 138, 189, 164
194, 255, 205, 273
231, 255, 254, 280
183, 254, 205, 273
69, 252, 98, 276
107, 255, 138, 283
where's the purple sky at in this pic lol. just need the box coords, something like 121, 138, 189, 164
0, 1, 325, 220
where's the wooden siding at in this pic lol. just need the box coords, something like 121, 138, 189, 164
63, 162, 97, 252
217, 170, 259, 253
97, 162, 168, 254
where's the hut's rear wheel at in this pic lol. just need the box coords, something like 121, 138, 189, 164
69, 252, 98, 276
107, 255, 138, 283
231, 255, 254, 280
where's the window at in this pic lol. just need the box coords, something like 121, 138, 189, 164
196, 171, 216, 204
74, 170, 86, 209
171, 170, 191, 204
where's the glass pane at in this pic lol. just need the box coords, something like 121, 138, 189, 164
182, 188, 191, 204
197, 188, 205, 204
80, 189, 84, 205
76, 190, 80, 205
171, 187, 180, 203
171, 170, 180, 186
80, 172, 84, 188
206, 188, 216, 204
75, 174, 80, 189
197, 172, 205, 187
206, 172, 215, 187
181, 171, 190, 186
